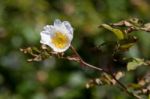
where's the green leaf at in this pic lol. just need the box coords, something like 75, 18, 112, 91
101, 24, 124, 40
119, 43, 135, 51
127, 58, 147, 71
119, 36, 137, 51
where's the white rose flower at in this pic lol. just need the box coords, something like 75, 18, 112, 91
40, 19, 73, 52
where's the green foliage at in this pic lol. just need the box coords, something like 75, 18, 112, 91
127, 58, 147, 71
100, 24, 125, 40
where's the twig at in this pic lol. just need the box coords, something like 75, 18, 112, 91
110, 72, 142, 99
68, 45, 142, 99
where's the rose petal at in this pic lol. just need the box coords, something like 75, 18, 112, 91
44, 25, 54, 31
54, 19, 62, 27
63, 21, 73, 35
40, 32, 50, 45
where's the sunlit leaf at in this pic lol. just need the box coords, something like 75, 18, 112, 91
101, 24, 124, 40
127, 58, 147, 71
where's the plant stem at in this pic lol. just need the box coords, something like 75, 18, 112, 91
69, 45, 142, 99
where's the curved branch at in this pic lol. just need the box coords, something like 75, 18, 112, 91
68, 45, 142, 99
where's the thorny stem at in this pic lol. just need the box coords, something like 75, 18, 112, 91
69, 45, 142, 99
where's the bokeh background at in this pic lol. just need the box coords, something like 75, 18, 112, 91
0, 0, 150, 99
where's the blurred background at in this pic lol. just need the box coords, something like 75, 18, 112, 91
0, 0, 150, 99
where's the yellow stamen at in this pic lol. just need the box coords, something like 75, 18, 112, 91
51, 32, 69, 49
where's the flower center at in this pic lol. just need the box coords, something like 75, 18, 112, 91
51, 32, 69, 49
